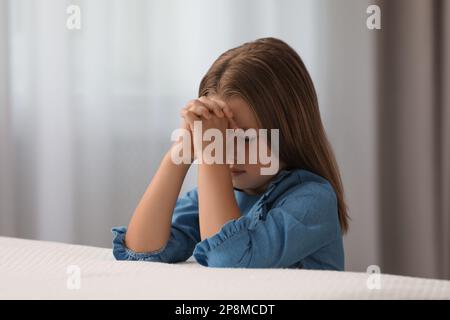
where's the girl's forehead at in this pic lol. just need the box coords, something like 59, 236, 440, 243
226, 96, 259, 129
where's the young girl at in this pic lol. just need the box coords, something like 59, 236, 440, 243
111, 37, 349, 270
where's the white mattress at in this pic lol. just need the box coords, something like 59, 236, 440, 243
1, 236, 449, 299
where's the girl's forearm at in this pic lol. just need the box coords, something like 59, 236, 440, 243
124, 146, 191, 253
198, 163, 241, 240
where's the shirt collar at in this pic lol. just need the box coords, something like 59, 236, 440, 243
256, 168, 301, 205
266, 168, 293, 189
233, 168, 302, 206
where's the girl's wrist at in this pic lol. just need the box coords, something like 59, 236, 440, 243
166, 143, 193, 169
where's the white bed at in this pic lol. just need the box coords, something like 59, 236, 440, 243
1, 236, 449, 299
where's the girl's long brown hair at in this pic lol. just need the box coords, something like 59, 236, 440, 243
198, 37, 349, 234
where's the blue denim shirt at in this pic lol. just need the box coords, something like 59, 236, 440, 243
111, 168, 345, 270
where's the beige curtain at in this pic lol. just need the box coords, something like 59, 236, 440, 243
0, 0, 15, 237
378, 0, 450, 280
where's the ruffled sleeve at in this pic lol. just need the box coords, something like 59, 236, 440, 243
111, 226, 168, 261
111, 188, 201, 263
192, 214, 253, 267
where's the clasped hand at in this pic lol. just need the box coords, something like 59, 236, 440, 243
180, 96, 238, 161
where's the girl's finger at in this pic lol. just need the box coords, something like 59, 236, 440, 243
209, 96, 233, 118
198, 96, 225, 118
191, 105, 211, 119
186, 100, 212, 119
181, 108, 202, 121
182, 110, 201, 130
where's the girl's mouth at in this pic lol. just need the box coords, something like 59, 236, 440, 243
231, 169, 246, 176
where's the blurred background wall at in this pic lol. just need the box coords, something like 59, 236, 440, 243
0, 0, 448, 279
